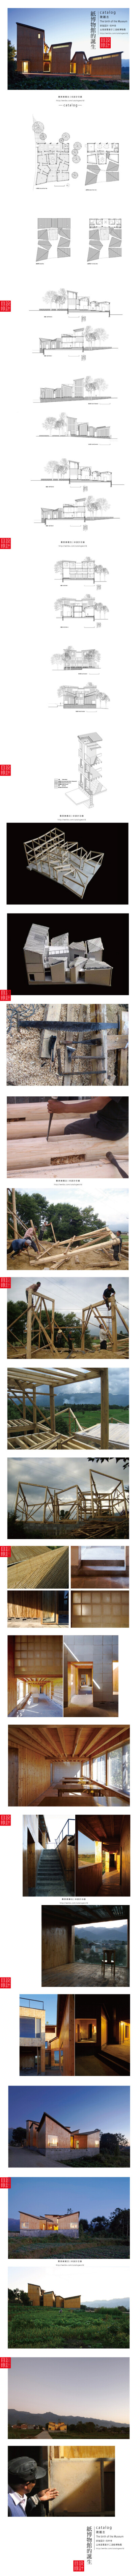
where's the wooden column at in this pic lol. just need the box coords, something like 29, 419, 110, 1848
43, 1487, 47, 1524
51, 1300, 55, 1351
110, 1292, 117, 1353
81, 1309, 85, 1354
7, 1190, 8, 1247
101, 1369, 109, 1446
23, 1385, 26, 1432
49, 1380, 56, 1437
12, 1187, 18, 1237
26, 1288, 32, 1358
89, 1468, 94, 1521
38, 1297, 42, 1352
122, 1479, 128, 1522
33, 1386, 37, 1433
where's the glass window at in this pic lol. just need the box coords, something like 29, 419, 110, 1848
92, 1756, 106, 1784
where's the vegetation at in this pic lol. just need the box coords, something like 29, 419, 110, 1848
7, 1191, 110, 1242
8, 2210, 130, 2266
7, 40, 16, 66
8, 2292, 129, 2352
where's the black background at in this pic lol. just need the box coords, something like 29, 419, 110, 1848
6, 821, 128, 911
7, 905, 129, 995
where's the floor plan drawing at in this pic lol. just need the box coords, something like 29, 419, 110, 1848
33, 122, 70, 186
88, 218, 122, 260
36, 218, 71, 261
85, 143, 119, 187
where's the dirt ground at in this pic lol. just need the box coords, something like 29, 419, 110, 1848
6, 1005, 124, 1090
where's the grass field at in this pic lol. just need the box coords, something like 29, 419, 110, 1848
8, 2295, 130, 2352
8, 2229, 130, 2265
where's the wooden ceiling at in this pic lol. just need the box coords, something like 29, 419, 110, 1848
8, 1718, 130, 1764
76, 1813, 130, 1851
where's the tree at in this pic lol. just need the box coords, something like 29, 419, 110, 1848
8, 40, 16, 65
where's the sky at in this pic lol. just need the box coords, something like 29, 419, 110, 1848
7, 1366, 129, 1408
9, 2173, 130, 2224
9, 2348, 129, 2425
8, 1176, 129, 1229
20, 1992, 59, 2019
7, 5, 130, 48
8, 7, 94, 50
7, 1447, 129, 1517
8, 2268, 130, 2311
8, 2081, 130, 2139
23, 1808, 75, 1846
7, 1273, 129, 1322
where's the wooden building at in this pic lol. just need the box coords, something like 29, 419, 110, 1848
25, 2110, 100, 2159
71, 1541, 129, 1627
75, 1813, 130, 1898
27, 2286, 81, 2310
17, 21, 44, 75
20, 1994, 75, 2077
8, 1712, 130, 1813
41, 1902, 130, 1989
75, 1996, 130, 2071
20, 2207, 79, 2237
64, 1635, 118, 1715
8, 1630, 63, 1712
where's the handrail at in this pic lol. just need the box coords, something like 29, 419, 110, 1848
55, 1816, 75, 1845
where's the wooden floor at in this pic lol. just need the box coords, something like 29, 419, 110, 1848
7, 1541, 69, 1592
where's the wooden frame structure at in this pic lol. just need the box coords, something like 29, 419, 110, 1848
11, 1469, 129, 1539
7, 1191, 129, 1272
7, 1282, 129, 1360
7, 1357, 111, 1448
24, 832, 103, 898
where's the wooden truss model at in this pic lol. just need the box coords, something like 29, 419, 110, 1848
24, 831, 103, 898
